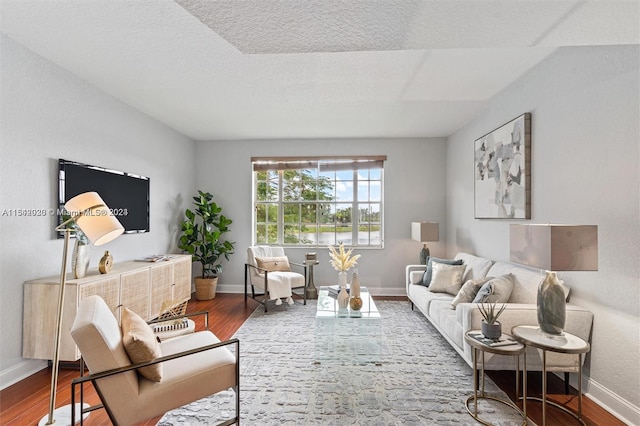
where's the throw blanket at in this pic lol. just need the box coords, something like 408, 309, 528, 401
264, 271, 293, 300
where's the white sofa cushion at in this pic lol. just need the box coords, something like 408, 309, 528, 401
472, 273, 516, 304
428, 263, 466, 295
451, 277, 491, 308
488, 261, 544, 304
455, 253, 493, 282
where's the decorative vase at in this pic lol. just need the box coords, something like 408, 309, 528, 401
72, 241, 89, 279
481, 320, 502, 340
337, 271, 349, 316
537, 270, 566, 335
350, 269, 361, 298
349, 269, 362, 314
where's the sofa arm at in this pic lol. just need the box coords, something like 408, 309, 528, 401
457, 303, 594, 371
405, 264, 426, 292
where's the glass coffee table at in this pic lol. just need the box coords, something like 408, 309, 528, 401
314, 286, 382, 365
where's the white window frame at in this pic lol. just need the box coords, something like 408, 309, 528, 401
252, 156, 385, 248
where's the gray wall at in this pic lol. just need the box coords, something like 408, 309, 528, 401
446, 45, 640, 419
0, 35, 196, 387
194, 138, 447, 294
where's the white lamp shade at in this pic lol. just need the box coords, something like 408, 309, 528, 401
510, 224, 598, 271
64, 192, 124, 246
411, 222, 439, 243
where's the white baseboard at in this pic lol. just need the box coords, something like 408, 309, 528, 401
0, 359, 47, 391
581, 376, 640, 426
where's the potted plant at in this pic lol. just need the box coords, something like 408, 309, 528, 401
478, 300, 507, 339
179, 190, 235, 300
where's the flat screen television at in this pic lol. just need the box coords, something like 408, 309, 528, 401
58, 159, 150, 234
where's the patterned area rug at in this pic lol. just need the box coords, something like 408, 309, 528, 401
159, 300, 525, 425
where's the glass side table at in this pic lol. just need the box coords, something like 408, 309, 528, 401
464, 330, 527, 426
511, 325, 590, 426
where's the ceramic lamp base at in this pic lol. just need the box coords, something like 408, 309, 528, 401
420, 245, 430, 265
537, 271, 566, 335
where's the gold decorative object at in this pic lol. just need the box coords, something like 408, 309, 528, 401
99, 250, 113, 274
349, 295, 363, 311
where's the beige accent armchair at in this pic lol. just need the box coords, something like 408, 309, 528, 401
245, 246, 307, 312
69, 295, 239, 425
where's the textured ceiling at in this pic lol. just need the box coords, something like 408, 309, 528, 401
1, 0, 638, 140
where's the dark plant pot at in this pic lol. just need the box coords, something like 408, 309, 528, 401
481, 320, 502, 340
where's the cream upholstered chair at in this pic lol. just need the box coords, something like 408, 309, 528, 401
245, 246, 307, 312
69, 295, 239, 425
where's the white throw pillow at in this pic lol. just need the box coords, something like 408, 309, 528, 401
451, 277, 492, 309
255, 256, 291, 272
472, 273, 516, 304
428, 263, 466, 295
121, 307, 163, 382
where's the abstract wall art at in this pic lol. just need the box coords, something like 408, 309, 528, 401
474, 113, 531, 219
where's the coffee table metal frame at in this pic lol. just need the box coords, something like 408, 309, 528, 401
511, 325, 590, 426
464, 330, 528, 426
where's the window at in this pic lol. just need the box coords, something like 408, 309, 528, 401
252, 156, 385, 248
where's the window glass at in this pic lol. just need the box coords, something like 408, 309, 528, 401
252, 157, 384, 248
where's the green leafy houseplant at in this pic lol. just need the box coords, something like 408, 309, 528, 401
478, 300, 507, 340
179, 190, 235, 279
478, 300, 507, 324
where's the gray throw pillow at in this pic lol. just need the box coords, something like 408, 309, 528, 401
451, 277, 492, 309
421, 257, 464, 286
428, 263, 467, 295
472, 273, 516, 304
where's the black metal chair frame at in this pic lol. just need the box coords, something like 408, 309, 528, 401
244, 261, 307, 312
70, 311, 240, 426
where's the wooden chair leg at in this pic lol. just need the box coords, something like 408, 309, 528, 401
565, 372, 570, 394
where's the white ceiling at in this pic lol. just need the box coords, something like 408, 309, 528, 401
1, 0, 638, 140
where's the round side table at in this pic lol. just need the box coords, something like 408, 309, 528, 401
511, 325, 590, 426
304, 260, 319, 299
464, 330, 528, 426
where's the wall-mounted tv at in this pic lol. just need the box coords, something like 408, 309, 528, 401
58, 159, 150, 234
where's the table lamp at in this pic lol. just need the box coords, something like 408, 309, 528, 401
41, 192, 124, 426
510, 224, 598, 335
411, 222, 439, 264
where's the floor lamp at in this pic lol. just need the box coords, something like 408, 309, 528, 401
40, 192, 124, 426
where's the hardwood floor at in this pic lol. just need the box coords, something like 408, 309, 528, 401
0, 294, 623, 426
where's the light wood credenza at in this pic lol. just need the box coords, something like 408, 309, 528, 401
23, 255, 192, 361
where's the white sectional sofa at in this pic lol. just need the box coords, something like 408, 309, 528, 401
406, 252, 594, 374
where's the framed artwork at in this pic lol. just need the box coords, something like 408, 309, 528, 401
474, 113, 531, 219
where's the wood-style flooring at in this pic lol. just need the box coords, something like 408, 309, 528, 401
0, 294, 624, 425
